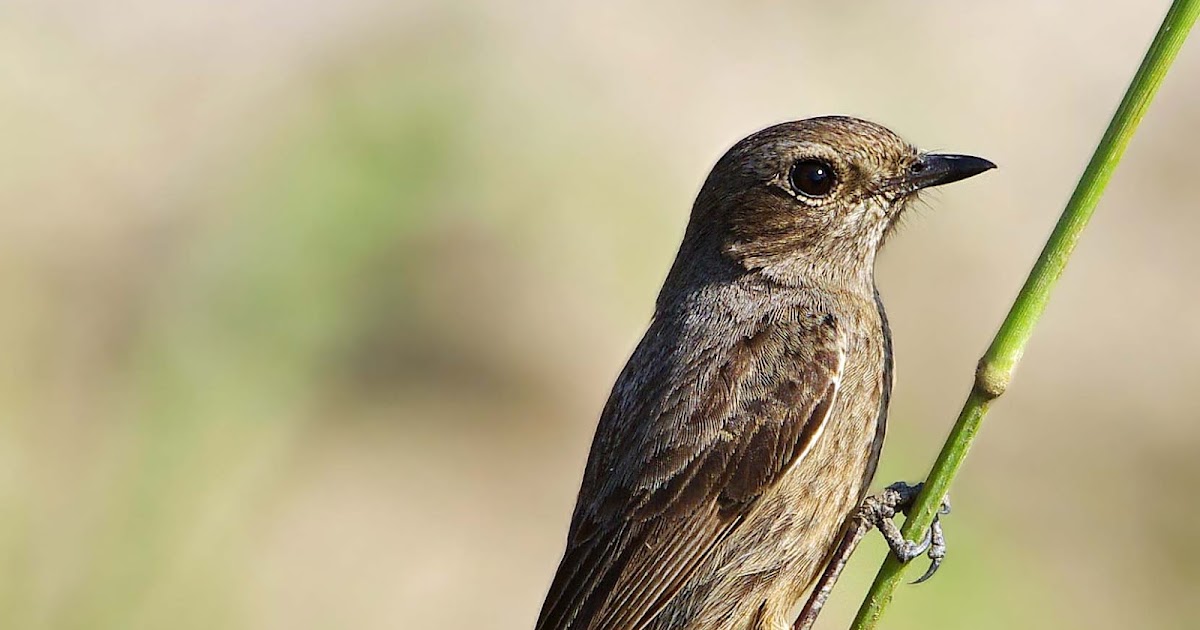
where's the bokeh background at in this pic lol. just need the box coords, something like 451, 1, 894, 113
3, 1, 1199, 628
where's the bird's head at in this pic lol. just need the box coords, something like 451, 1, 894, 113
676, 116, 994, 290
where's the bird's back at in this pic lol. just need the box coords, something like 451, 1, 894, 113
536, 283, 891, 630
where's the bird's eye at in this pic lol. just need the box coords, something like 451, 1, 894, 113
788, 160, 837, 198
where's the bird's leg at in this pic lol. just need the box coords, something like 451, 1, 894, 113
791, 514, 873, 630
791, 482, 951, 630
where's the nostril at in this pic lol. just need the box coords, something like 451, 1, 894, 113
910, 162, 926, 174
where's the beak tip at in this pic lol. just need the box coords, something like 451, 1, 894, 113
912, 153, 997, 190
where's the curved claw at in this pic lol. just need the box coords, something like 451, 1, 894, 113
911, 526, 933, 557
911, 556, 942, 585
910, 513, 947, 585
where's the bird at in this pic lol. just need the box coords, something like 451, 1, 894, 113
535, 116, 994, 630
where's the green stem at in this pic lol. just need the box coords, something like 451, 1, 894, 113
849, 2, 1200, 628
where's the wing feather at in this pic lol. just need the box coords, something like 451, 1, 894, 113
536, 312, 845, 630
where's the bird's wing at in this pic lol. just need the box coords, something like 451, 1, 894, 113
536, 314, 846, 630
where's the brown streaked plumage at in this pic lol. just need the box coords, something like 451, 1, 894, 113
536, 116, 994, 630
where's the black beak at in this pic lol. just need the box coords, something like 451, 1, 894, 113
907, 153, 996, 191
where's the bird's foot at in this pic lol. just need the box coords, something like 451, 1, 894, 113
790, 482, 950, 630
859, 481, 950, 584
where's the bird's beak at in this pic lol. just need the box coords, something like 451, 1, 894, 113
907, 153, 996, 191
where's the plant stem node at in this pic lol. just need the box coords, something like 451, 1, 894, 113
974, 360, 1009, 400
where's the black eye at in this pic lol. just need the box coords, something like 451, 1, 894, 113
789, 160, 837, 198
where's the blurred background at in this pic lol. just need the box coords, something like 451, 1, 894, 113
3, 1, 1198, 628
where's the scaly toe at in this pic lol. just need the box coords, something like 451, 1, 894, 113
910, 514, 947, 585
894, 527, 932, 562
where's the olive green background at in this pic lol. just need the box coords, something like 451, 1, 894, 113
3, 1, 1198, 629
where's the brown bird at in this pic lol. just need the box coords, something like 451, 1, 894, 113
535, 116, 994, 630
